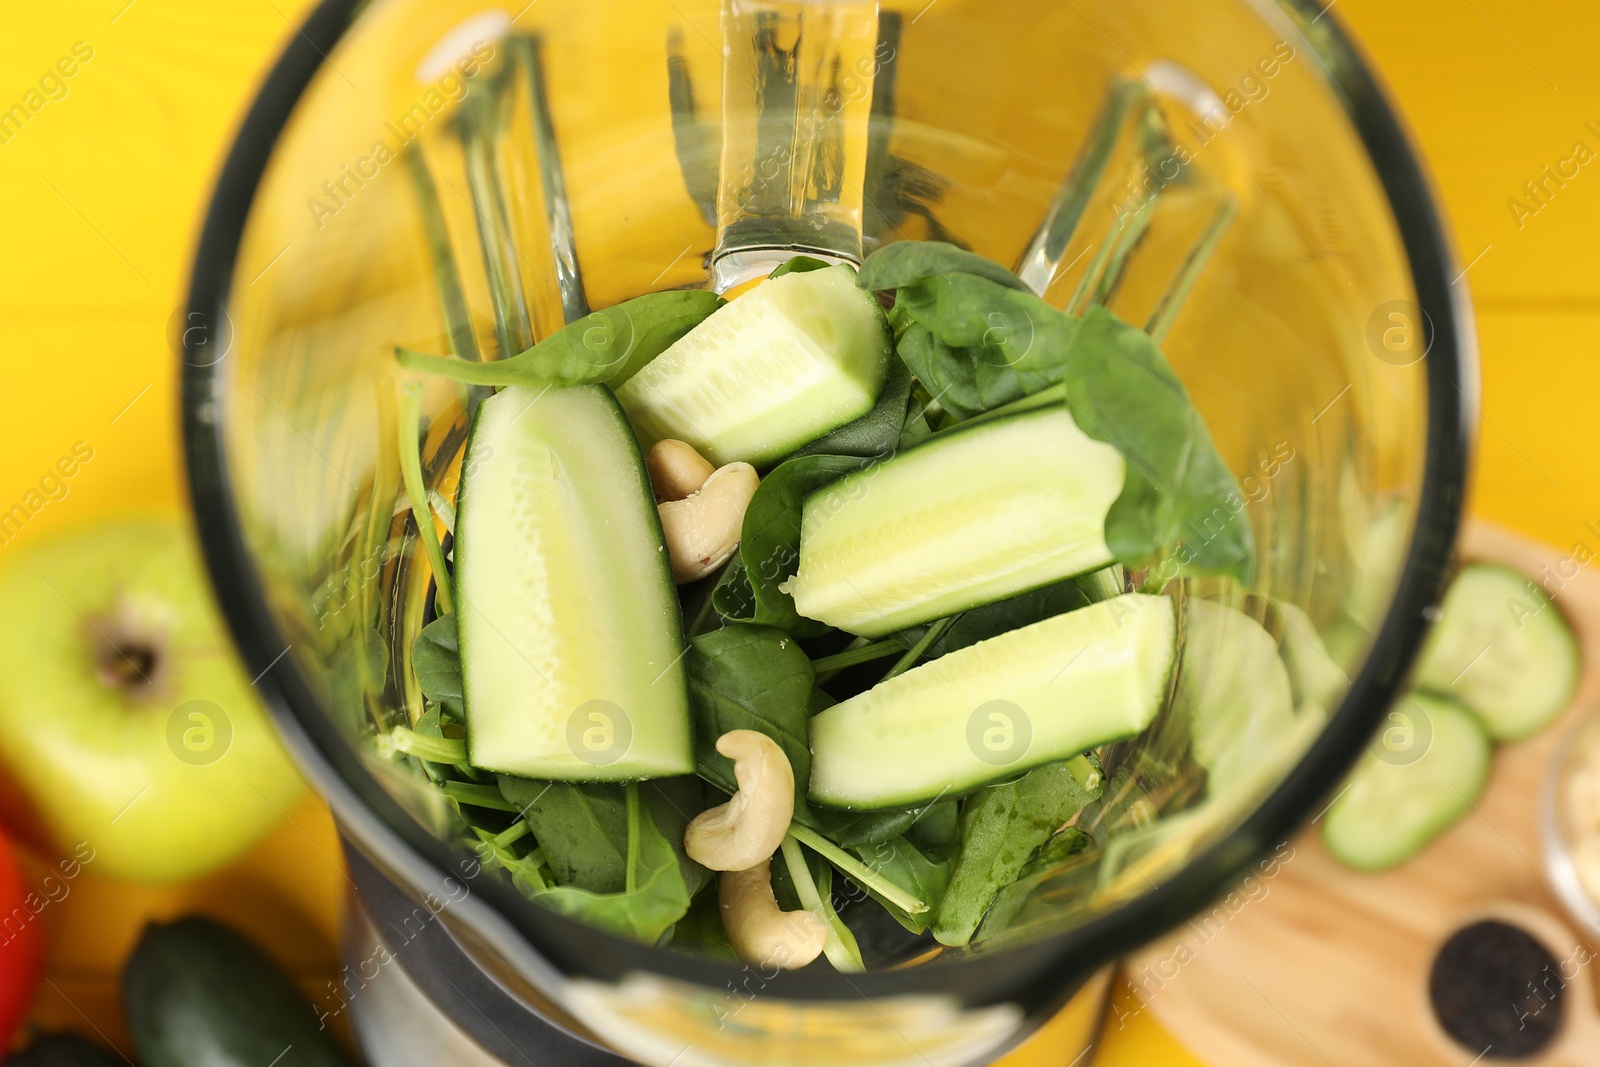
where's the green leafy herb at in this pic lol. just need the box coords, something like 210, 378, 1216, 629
396, 289, 723, 388
790, 359, 913, 460
848, 835, 956, 934
931, 755, 1104, 946
686, 624, 818, 825
904, 800, 961, 852
379, 725, 465, 765
781, 835, 864, 971
925, 579, 1094, 660
496, 776, 710, 898
894, 323, 984, 420
639, 777, 714, 898
880, 243, 1253, 576
404, 706, 473, 783
498, 778, 629, 893
526, 784, 691, 944
442, 781, 519, 812
786, 823, 928, 915
707, 555, 756, 630
670, 887, 738, 961
412, 614, 464, 718
858, 240, 1030, 293
769, 254, 838, 279
729, 454, 872, 635
471, 826, 549, 895
895, 273, 1083, 412
1017, 827, 1092, 880
814, 799, 958, 851
810, 636, 906, 677
1063, 307, 1253, 577
398, 383, 454, 614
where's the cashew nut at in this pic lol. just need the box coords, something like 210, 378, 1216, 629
720, 859, 826, 970
658, 462, 759, 583
684, 730, 793, 871
647, 439, 717, 502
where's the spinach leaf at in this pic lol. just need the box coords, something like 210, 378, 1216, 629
849, 836, 957, 934
496, 776, 710, 898
896, 273, 1083, 410
904, 800, 961, 851
407, 705, 457, 784
687, 624, 818, 825
815, 798, 959, 850
894, 323, 984, 420
1063, 307, 1253, 577
894, 275, 1252, 576
926, 579, 1094, 659
497, 778, 627, 893
708, 555, 756, 629
396, 289, 723, 388
412, 613, 464, 718
529, 784, 691, 944
1017, 827, 1092, 881
931, 757, 1104, 947
670, 887, 739, 961
858, 240, 1030, 293
733, 454, 872, 635
639, 777, 714, 898
790, 359, 912, 460
770, 255, 838, 279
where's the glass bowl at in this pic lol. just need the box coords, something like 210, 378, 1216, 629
181, 0, 1474, 1063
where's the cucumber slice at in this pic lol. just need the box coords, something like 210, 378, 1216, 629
788, 408, 1125, 639
809, 593, 1175, 809
456, 385, 693, 780
1321, 693, 1490, 871
615, 265, 891, 466
1271, 600, 1350, 713
1181, 600, 1296, 789
1413, 562, 1579, 741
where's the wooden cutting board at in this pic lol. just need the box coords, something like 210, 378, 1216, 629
1122, 521, 1600, 1067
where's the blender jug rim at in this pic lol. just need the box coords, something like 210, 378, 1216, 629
180, 0, 1476, 1007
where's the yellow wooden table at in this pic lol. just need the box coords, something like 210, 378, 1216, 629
4, 1, 1599, 1064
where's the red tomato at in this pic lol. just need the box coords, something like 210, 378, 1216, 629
0, 823, 43, 1049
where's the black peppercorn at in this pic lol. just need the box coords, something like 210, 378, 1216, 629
1429, 920, 1565, 1059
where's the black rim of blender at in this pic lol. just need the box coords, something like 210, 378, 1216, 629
181, 0, 1474, 1016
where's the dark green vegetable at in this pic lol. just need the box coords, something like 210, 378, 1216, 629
925, 578, 1095, 659
896, 272, 1084, 411
1063, 307, 1253, 577
879, 243, 1253, 576
817, 798, 959, 851
894, 322, 984, 419
687, 624, 818, 824
529, 784, 691, 943
904, 800, 961, 851
3, 1034, 124, 1067
496, 777, 710, 897
932, 757, 1104, 946
412, 613, 464, 717
849, 835, 956, 934
858, 239, 1030, 293
498, 778, 629, 892
769, 254, 838, 278
790, 360, 913, 460
727, 454, 872, 635
670, 888, 739, 961
395, 289, 723, 388
1018, 827, 1092, 880
707, 555, 757, 629
123, 917, 353, 1067
640, 777, 714, 898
